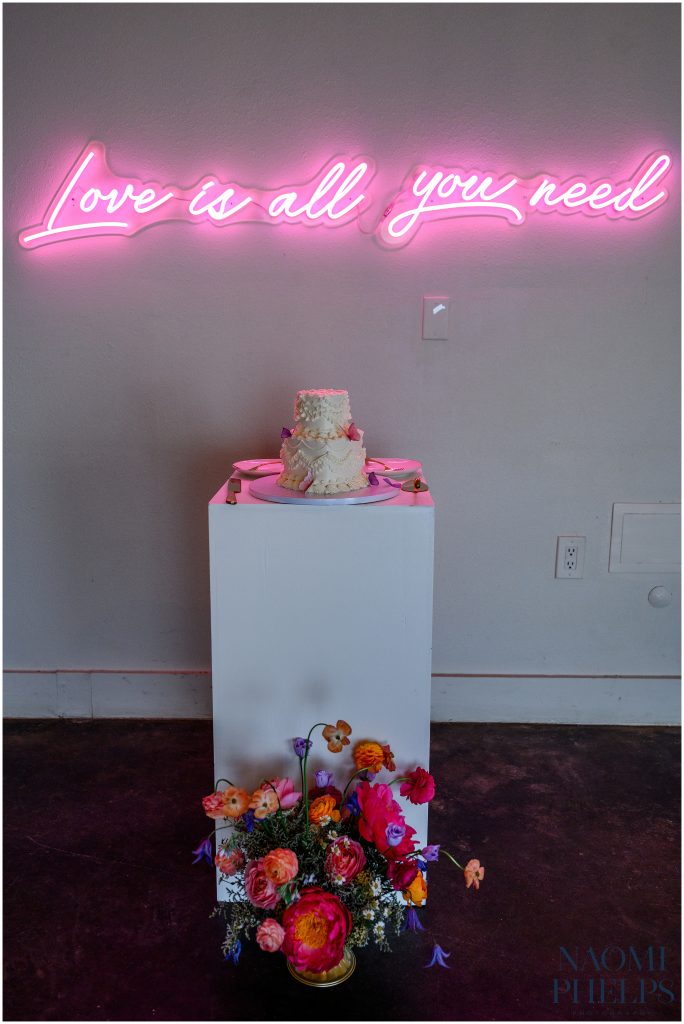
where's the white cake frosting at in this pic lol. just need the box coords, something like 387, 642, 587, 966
277, 389, 369, 494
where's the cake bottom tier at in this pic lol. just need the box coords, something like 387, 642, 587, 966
278, 436, 368, 494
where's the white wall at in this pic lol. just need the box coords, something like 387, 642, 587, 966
4, 3, 680, 721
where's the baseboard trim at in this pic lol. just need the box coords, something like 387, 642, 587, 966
3, 670, 680, 724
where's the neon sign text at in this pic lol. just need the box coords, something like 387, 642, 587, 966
377, 152, 672, 246
18, 143, 672, 250
18, 142, 374, 249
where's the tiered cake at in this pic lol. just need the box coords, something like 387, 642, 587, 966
277, 389, 369, 494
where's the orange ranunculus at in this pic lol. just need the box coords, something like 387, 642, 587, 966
322, 720, 352, 753
263, 847, 299, 885
353, 740, 385, 774
249, 787, 279, 820
308, 794, 341, 825
222, 786, 251, 818
403, 869, 428, 906
464, 859, 485, 890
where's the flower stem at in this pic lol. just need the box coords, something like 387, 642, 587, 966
341, 767, 370, 802
440, 848, 464, 871
214, 778, 234, 790
302, 722, 328, 837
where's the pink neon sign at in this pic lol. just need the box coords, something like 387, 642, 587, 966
377, 152, 672, 247
18, 143, 672, 250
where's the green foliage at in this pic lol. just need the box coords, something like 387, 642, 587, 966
214, 808, 409, 955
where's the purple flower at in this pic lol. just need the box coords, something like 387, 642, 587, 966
382, 477, 402, 489
344, 790, 361, 816
385, 822, 407, 847
415, 858, 428, 873
425, 944, 451, 969
293, 737, 312, 757
315, 769, 334, 788
242, 809, 256, 833
423, 844, 440, 861
192, 837, 213, 865
358, 769, 377, 782
281, 427, 292, 439
224, 939, 241, 965
367, 471, 379, 486
403, 906, 426, 932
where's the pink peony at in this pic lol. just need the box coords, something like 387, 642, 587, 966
281, 887, 352, 973
324, 836, 367, 883
261, 777, 302, 810
263, 847, 299, 885
356, 781, 417, 859
399, 767, 435, 805
244, 859, 279, 910
214, 849, 245, 876
256, 918, 285, 952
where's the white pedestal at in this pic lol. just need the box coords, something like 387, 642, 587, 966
208, 479, 435, 895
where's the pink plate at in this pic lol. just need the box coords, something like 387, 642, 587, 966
233, 458, 284, 478
364, 457, 423, 480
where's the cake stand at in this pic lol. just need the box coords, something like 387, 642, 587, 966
249, 475, 399, 506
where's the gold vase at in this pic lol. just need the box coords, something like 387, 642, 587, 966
287, 949, 356, 987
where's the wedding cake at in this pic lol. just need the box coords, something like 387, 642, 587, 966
277, 389, 369, 494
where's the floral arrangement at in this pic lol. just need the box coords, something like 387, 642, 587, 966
194, 719, 485, 979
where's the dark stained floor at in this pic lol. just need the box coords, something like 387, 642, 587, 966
3, 720, 680, 1021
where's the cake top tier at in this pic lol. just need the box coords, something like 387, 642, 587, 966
294, 389, 352, 438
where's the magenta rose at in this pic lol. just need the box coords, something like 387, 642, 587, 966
399, 766, 436, 805
244, 859, 279, 910
256, 917, 285, 952
324, 836, 367, 883
387, 858, 419, 891
281, 887, 352, 973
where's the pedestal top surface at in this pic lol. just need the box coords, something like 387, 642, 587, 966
209, 477, 434, 509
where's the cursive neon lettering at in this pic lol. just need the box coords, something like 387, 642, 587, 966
18, 143, 672, 250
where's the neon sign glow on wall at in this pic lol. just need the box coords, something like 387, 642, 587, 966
18, 143, 673, 250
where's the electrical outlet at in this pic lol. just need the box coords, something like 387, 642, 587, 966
555, 536, 586, 578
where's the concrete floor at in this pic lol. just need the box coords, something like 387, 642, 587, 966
3, 720, 680, 1021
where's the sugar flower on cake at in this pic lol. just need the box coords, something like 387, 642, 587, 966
281, 887, 352, 973
322, 720, 352, 753
399, 767, 436, 805
244, 859, 280, 910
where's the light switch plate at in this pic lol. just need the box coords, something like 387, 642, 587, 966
422, 296, 449, 340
